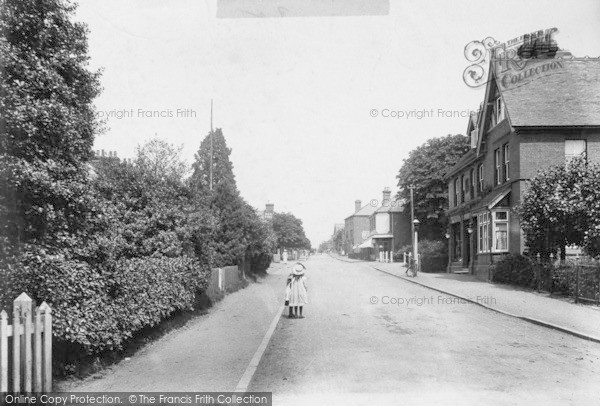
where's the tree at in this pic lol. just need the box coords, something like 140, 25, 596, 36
136, 138, 189, 182
272, 212, 311, 251
518, 156, 600, 258
0, 0, 102, 248
189, 128, 235, 192
396, 134, 470, 240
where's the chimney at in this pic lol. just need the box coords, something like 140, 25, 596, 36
265, 203, 274, 214
382, 187, 391, 205
101, 149, 106, 157
355, 200, 362, 213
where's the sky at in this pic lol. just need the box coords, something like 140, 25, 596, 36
74, 0, 600, 247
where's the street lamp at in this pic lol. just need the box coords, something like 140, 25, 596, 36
413, 219, 420, 273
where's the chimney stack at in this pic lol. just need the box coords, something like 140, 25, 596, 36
355, 200, 362, 213
382, 187, 391, 205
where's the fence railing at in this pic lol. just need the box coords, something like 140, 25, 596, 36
533, 257, 600, 304
205, 266, 245, 301
0, 293, 52, 393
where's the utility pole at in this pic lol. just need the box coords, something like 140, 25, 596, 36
209, 99, 213, 191
409, 184, 417, 273
409, 184, 416, 245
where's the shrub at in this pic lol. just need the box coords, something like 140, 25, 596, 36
399, 239, 448, 273
8, 250, 209, 354
491, 254, 536, 287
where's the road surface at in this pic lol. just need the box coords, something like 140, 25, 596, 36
249, 255, 600, 405
62, 255, 600, 405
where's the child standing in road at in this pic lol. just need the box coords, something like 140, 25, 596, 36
285, 273, 294, 318
289, 262, 308, 318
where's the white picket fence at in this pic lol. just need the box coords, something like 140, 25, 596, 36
0, 293, 52, 393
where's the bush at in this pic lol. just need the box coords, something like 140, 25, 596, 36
8, 250, 209, 354
551, 265, 576, 295
420, 254, 448, 273
491, 254, 536, 287
399, 239, 448, 273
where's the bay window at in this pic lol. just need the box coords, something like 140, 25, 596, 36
478, 210, 509, 253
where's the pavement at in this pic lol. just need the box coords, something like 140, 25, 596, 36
58, 262, 291, 392
351, 256, 600, 344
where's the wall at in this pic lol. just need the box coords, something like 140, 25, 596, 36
375, 212, 390, 234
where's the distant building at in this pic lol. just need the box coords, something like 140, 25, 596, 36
445, 56, 600, 277
256, 203, 275, 221
367, 188, 410, 262
344, 199, 377, 258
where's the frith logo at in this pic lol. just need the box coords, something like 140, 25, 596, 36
462, 27, 560, 89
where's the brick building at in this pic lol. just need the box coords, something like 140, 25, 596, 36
344, 200, 377, 258
445, 56, 600, 278
366, 188, 411, 261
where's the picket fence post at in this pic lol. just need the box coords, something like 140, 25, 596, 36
0, 293, 52, 394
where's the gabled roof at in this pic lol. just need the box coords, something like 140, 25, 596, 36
375, 200, 406, 213
497, 58, 600, 127
444, 149, 478, 179
345, 203, 378, 220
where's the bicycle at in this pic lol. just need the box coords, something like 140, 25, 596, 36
405, 257, 417, 277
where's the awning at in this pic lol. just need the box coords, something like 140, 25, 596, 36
358, 237, 373, 249
487, 188, 511, 210
372, 234, 393, 239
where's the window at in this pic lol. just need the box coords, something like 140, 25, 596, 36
503, 143, 510, 181
478, 210, 509, 253
494, 211, 509, 252
460, 175, 465, 203
494, 149, 501, 185
565, 140, 586, 163
495, 97, 505, 124
470, 168, 475, 198
478, 213, 490, 253
478, 164, 484, 193
454, 178, 460, 206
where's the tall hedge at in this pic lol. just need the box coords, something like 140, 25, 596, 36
9, 251, 207, 353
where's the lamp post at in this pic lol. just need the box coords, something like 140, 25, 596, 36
413, 219, 420, 273
467, 224, 473, 272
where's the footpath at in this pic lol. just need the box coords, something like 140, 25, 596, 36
58, 263, 290, 392
331, 254, 600, 343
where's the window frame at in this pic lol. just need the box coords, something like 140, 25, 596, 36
469, 168, 475, 198
494, 149, 501, 185
565, 139, 587, 163
478, 210, 510, 253
454, 178, 460, 207
503, 143, 510, 182
493, 210, 509, 252
495, 97, 505, 124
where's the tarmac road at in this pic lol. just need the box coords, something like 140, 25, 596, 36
249, 255, 600, 405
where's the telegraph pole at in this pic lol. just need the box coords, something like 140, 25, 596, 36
209, 99, 213, 191
409, 184, 415, 244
